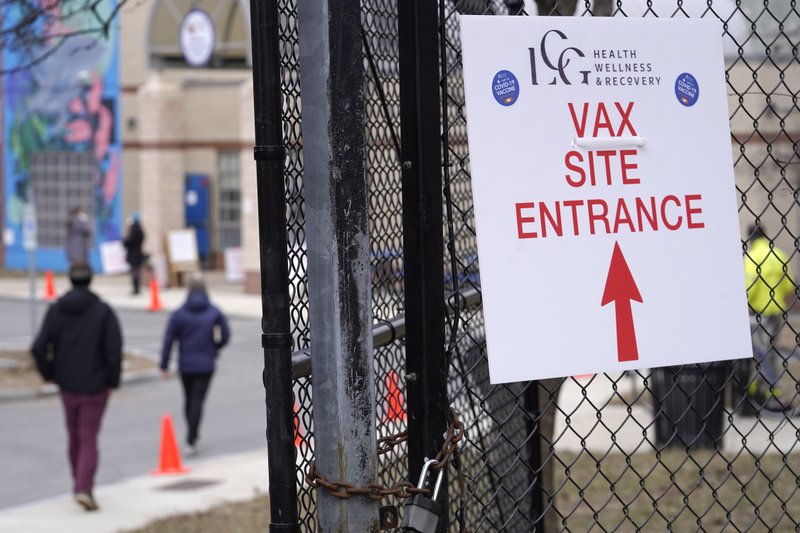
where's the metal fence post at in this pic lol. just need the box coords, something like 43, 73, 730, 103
248, 0, 300, 531
524, 383, 545, 531
398, 1, 449, 531
298, 0, 378, 530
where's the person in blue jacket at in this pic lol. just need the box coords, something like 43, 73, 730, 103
160, 272, 230, 454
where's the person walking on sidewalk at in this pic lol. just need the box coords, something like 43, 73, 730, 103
123, 212, 146, 295
160, 272, 230, 455
31, 263, 123, 512
65, 206, 91, 265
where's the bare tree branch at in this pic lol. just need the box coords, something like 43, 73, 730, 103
1, 0, 131, 75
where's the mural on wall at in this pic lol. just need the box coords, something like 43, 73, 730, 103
2, 0, 122, 271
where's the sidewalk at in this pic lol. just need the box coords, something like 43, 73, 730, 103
0, 270, 262, 319
0, 449, 268, 533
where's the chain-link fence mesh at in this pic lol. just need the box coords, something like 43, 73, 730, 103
274, 0, 800, 530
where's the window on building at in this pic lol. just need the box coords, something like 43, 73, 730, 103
29, 152, 95, 247
217, 151, 241, 250
148, 0, 251, 69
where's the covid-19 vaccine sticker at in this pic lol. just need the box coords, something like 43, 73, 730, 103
674, 72, 699, 107
492, 70, 520, 107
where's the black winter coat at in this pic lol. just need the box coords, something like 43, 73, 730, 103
124, 221, 145, 267
31, 288, 123, 394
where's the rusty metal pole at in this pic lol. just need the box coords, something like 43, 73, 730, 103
297, 0, 378, 530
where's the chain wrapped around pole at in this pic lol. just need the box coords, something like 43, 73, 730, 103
306, 409, 464, 502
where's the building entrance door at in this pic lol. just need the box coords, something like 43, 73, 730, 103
185, 174, 210, 267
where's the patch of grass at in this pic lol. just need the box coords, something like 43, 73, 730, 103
553, 449, 800, 531
0, 350, 42, 389
0, 350, 156, 390
124, 495, 270, 533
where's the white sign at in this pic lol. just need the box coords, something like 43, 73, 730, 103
224, 247, 244, 282
100, 240, 130, 275
152, 252, 170, 288
461, 16, 751, 383
168, 229, 199, 263
179, 9, 215, 67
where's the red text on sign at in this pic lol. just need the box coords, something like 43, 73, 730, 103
564, 149, 639, 187
568, 101, 637, 137
516, 194, 705, 239
514, 100, 705, 240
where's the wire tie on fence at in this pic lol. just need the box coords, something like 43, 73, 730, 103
262, 332, 293, 349
253, 144, 286, 162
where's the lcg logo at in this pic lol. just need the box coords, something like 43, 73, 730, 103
529, 29, 590, 86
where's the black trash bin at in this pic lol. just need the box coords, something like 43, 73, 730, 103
651, 363, 729, 450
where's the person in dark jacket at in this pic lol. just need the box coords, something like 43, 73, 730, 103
31, 263, 122, 512
123, 213, 146, 294
66, 206, 91, 265
160, 272, 230, 454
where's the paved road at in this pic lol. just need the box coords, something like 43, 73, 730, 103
0, 298, 268, 509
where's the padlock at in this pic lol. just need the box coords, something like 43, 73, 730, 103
401, 458, 444, 532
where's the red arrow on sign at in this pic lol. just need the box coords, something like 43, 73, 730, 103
601, 241, 643, 362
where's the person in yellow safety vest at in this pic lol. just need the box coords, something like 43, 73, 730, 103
744, 224, 796, 411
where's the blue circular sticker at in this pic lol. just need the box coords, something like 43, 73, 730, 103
675, 72, 699, 107
492, 70, 520, 107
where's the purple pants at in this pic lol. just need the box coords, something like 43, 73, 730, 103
60, 390, 109, 494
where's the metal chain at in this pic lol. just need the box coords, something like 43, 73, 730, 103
377, 429, 408, 455
431, 407, 465, 470
305, 408, 464, 502
306, 462, 422, 501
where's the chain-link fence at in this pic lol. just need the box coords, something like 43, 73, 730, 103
271, 0, 800, 530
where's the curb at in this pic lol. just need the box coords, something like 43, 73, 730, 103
0, 367, 161, 403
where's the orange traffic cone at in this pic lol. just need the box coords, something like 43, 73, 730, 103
293, 403, 302, 447
384, 370, 406, 422
151, 414, 190, 475
148, 278, 163, 312
43, 271, 57, 301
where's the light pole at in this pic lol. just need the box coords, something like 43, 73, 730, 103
23, 201, 38, 338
